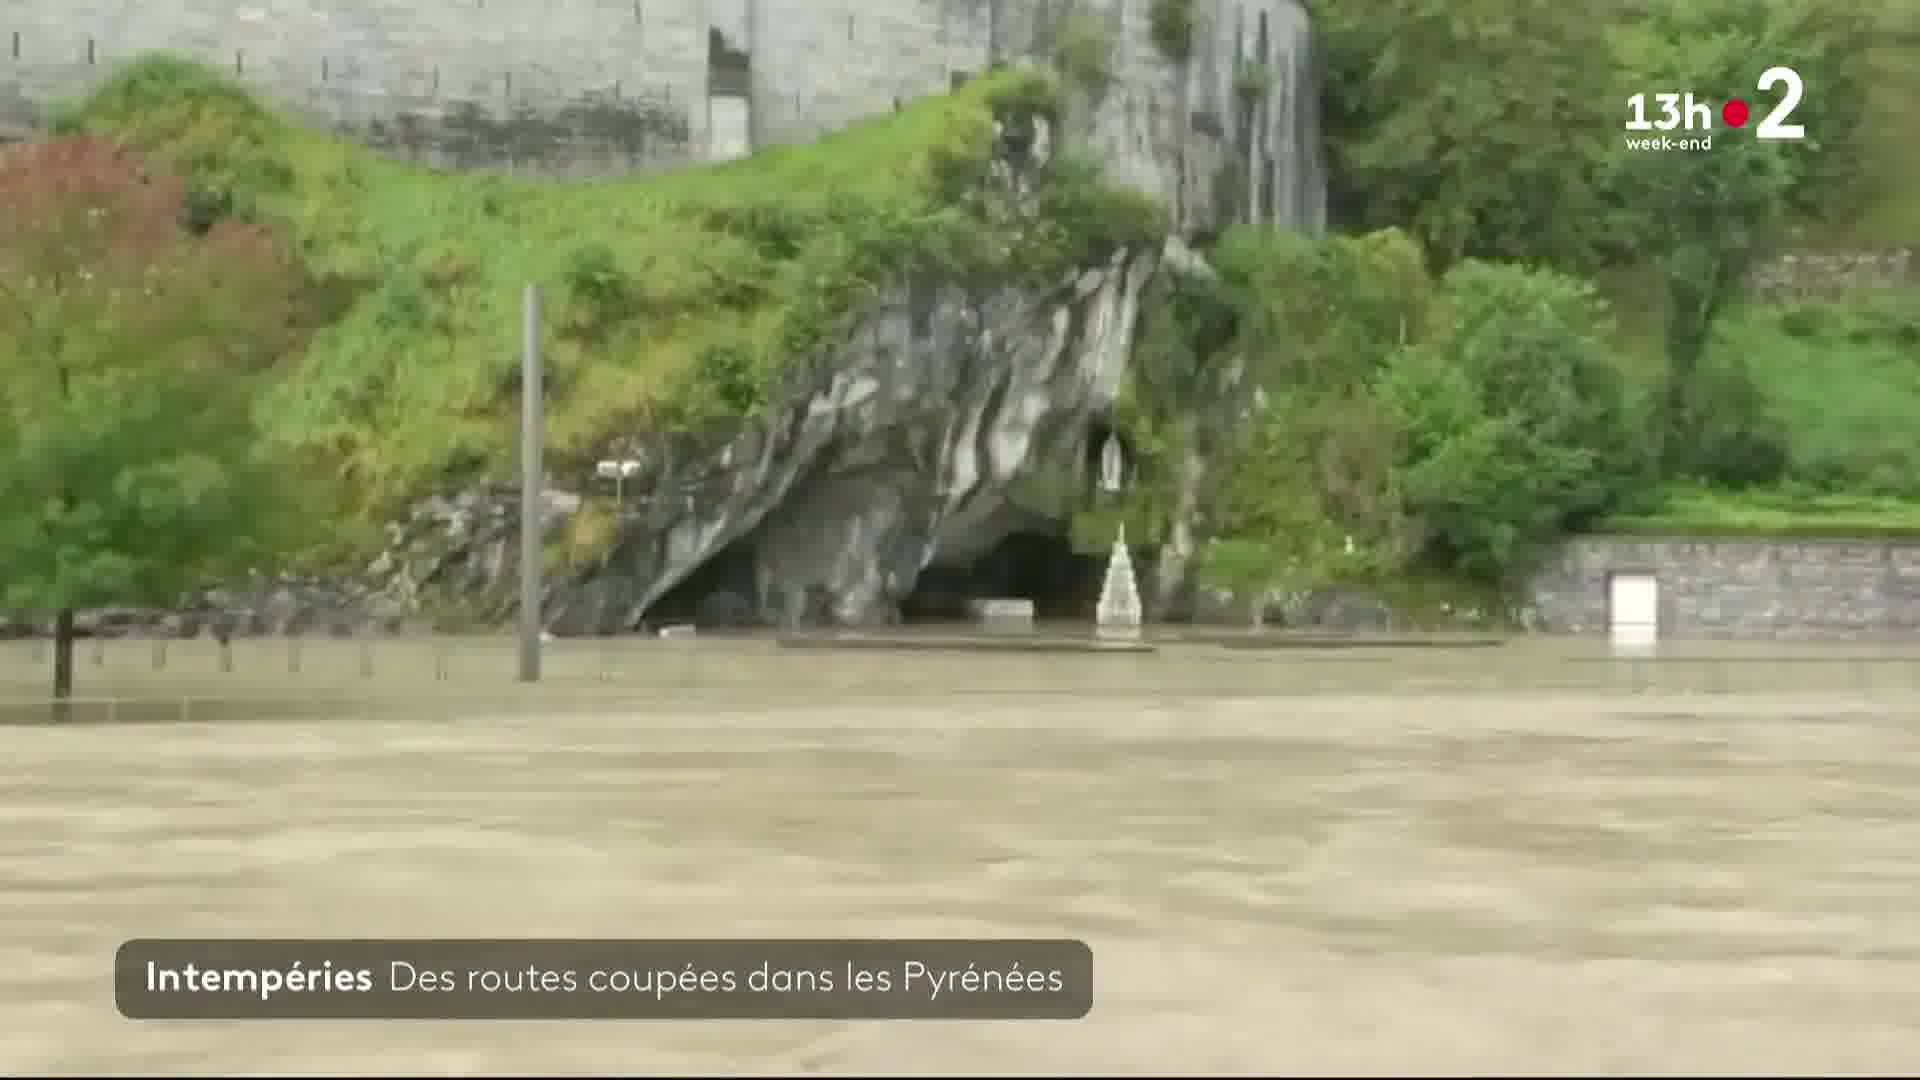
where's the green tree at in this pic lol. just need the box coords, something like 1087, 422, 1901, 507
1195, 407, 1361, 627
1116, 227, 1428, 607
0, 136, 301, 708
1378, 261, 1652, 580
1609, 0, 1874, 467
1315, 0, 1624, 270
1210, 225, 1431, 392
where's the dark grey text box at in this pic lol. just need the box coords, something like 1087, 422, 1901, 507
115, 938, 1093, 1020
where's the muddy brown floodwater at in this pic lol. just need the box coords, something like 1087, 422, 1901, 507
4, 644, 1920, 1074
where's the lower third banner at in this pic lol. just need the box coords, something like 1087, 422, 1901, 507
114, 938, 1093, 1020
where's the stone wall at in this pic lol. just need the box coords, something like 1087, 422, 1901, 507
1, 0, 715, 174
1746, 248, 1914, 302
0, 0, 1325, 232
1528, 536, 1920, 640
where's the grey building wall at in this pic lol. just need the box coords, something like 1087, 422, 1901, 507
1528, 536, 1920, 640
0, 0, 1004, 171
1, 0, 710, 172
747, 0, 991, 148
0, 0, 1327, 233
1745, 248, 1914, 302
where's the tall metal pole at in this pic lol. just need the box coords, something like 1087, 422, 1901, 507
518, 283, 543, 682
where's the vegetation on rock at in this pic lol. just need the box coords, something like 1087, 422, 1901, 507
1148, 0, 1197, 63
1053, 7, 1115, 93
50, 56, 1162, 529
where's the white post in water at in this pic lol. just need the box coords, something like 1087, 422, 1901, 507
1094, 434, 1142, 641
1607, 571, 1660, 657
517, 283, 543, 683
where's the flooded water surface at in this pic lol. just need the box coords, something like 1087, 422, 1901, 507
3, 640, 1920, 1074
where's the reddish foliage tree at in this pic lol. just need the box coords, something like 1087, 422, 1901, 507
0, 136, 301, 708
0, 135, 296, 378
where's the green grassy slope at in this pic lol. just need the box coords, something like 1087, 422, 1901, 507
1606, 485, 1920, 537
1727, 299, 1920, 494
1598, 295, 1920, 536
55, 57, 1159, 522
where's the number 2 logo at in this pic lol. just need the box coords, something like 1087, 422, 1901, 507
1756, 66, 1804, 140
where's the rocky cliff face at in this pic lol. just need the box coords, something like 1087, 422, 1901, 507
1011, 0, 1327, 236
355, 3, 1330, 633
365, 119, 1159, 633
569, 249, 1153, 631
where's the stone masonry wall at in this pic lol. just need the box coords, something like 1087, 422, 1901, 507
1746, 248, 1914, 302
1528, 536, 1920, 640
1, 0, 710, 173
0, 0, 1012, 173
0, 0, 1327, 237
746, 0, 991, 148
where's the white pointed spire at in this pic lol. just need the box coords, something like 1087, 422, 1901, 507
1095, 522, 1142, 640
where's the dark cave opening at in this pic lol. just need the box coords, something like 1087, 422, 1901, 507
903, 530, 1106, 623
647, 417, 1129, 630
646, 538, 759, 630
645, 524, 1113, 629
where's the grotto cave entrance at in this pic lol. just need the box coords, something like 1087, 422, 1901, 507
641, 527, 1105, 630
903, 530, 1106, 624
645, 538, 760, 631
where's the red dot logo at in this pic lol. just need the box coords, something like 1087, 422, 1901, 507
1722, 99, 1750, 127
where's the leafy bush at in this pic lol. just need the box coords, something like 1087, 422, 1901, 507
1233, 63, 1272, 104
1200, 398, 1393, 598
1148, 0, 1196, 62
49, 54, 296, 226
1378, 261, 1652, 579
1054, 9, 1113, 92
1209, 224, 1431, 393
1677, 350, 1791, 489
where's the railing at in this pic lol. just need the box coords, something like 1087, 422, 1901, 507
2, 633, 1917, 723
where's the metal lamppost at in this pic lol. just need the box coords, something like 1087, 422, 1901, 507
517, 283, 543, 682
595, 458, 642, 512
1093, 433, 1142, 641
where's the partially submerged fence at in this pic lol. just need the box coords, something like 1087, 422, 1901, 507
1, 634, 1916, 724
